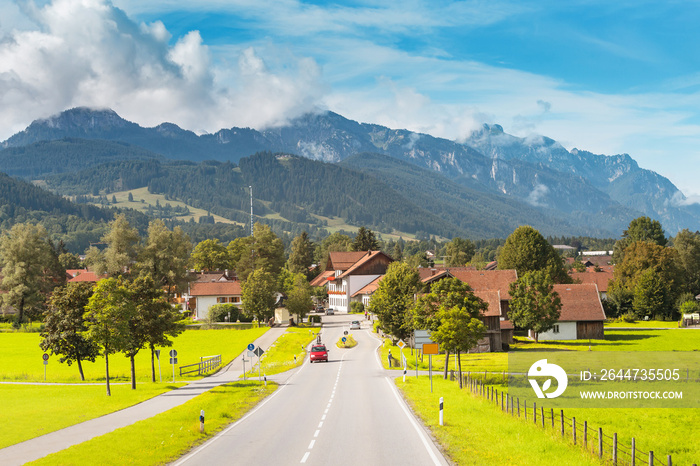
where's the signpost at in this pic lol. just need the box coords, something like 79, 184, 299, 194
414, 330, 435, 378
254, 346, 264, 381
397, 339, 406, 374
169, 349, 178, 382
423, 343, 439, 393
42, 353, 49, 381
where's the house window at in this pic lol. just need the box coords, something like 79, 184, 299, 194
217, 297, 226, 303
553, 324, 560, 334
231, 297, 240, 303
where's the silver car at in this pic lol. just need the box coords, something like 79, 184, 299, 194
350, 320, 361, 330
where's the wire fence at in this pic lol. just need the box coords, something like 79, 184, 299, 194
452, 372, 693, 466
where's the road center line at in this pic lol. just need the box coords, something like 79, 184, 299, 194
314, 429, 320, 437
308, 440, 315, 449
300, 452, 310, 463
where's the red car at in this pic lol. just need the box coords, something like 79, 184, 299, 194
310, 344, 328, 363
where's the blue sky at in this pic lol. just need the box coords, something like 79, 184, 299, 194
1, 0, 700, 199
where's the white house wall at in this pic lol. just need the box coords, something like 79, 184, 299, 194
536, 321, 578, 340
195, 296, 218, 320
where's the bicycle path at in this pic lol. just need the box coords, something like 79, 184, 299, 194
0, 326, 287, 466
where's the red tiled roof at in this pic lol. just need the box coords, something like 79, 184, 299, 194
553, 284, 606, 322
328, 251, 368, 271
474, 290, 501, 317
67, 271, 102, 282
571, 271, 614, 292
351, 276, 383, 297
337, 250, 391, 279
189, 281, 242, 296
310, 270, 335, 287
66, 269, 88, 278
448, 269, 518, 299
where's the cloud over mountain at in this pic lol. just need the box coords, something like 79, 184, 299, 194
0, 0, 324, 139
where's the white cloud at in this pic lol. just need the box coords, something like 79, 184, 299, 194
0, 0, 324, 138
526, 183, 550, 208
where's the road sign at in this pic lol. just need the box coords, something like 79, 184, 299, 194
43, 360, 48, 366
414, 329, 435, 350
247, 343, 255, 351
169, 349, 178, 358
343, 330, 348, 335
422, 343, 439, 355
254, 347, 264, 357
42, 353, 49, 361
247, 350, 255, 358
397, 340, 406, 349
341, 336, 347, 343
155, 349, 160, 359
170, 357, 178, 364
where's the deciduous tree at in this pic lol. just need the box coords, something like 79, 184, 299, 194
287, 232, 315, 275
673, 229, 700, 296
84, 277, 134, 396
138, 220, 192, 298
242, 268, 277, 322
508, 270, 562, 342
498, 226, 569, 284
371, 262, 419, 340
286, 273, 313, 324
40, 282, 99, 381
191, 239, 229, 271
101, 214, 140, 276
444, 237, 475, 267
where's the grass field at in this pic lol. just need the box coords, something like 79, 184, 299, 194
0, 327, 268, 382
604, 320, 680, 328
0, 383, 182, 449
244, 327, 319, 377
397, 376, 601, 465
29, 382, 276, 466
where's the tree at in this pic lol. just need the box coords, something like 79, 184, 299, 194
508, 270, 562, 342
431, 302, 486, 388
234, 223, 285, 282
352, 226, 379, 251
0, 223, 59, 324
130, 275, 184, 384
613, 216, 667, 264
191, 239, 229, 271
101, 214, 140, 276
287, 232, 315, 275
242, 269, 277, 322
371, 262, 420, 340
445, 237, 475, 267
632, 268, 671, 319
286, 274, 313, 324
673, 229, 700, 296
58, 252, 82, 270
40, 282, 100, 381
316, 232, 352, 269
392, 242, 403, 262
84, 277, 134, 396
128, 192, 134, 202
498, 226, 569, 284
613, 241, 684, 309
137, 220, 192, 298
412, 278, 485, 380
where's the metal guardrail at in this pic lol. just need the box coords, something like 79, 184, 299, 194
179, 354, 222, 376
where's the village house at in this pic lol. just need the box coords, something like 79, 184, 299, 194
570, 270, 614, 300
532, 283, 606, 341
186, 271, 242, 321
312, 251, 393, 313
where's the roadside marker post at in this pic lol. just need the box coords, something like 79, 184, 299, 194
199, 410, 205, 433
439, 397, 444, 426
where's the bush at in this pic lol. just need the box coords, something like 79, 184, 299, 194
619, 312, 636, 323
350, 301, 365, 314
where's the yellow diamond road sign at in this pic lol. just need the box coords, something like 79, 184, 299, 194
397, 340, 406, 349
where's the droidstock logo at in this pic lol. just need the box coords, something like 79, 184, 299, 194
528, 359, 568, 399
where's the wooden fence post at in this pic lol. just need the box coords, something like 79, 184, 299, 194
541, 406, 544, 428
551, 408, 554, 428
584, 421, 588, 449
518, 398, 520, 418
668, 454, 672, 466
501, 392, 504, 411
613, 432, 617, 465
533, 402, 536, 423
573, 417, 576, 445
648, 451, 654, 465
631, 438, 635, 466
598, 428, 603, 459
560, 409, 564, 437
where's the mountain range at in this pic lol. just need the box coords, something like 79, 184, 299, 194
2, 107, 698, 239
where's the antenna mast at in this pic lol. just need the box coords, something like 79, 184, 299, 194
249, 185, 253, 236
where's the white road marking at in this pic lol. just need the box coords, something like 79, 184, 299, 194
308, 440, 315, 449
321, 414, 326, 420
314, 429, 320, 437
385, 377, 443, 466
301, 452, 310, 463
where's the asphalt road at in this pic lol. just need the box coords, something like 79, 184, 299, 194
173, 314, 449, 466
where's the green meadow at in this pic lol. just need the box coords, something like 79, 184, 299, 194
0, 327, 268, 382
244, 327, 319, 377
28, 382, 276, 466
